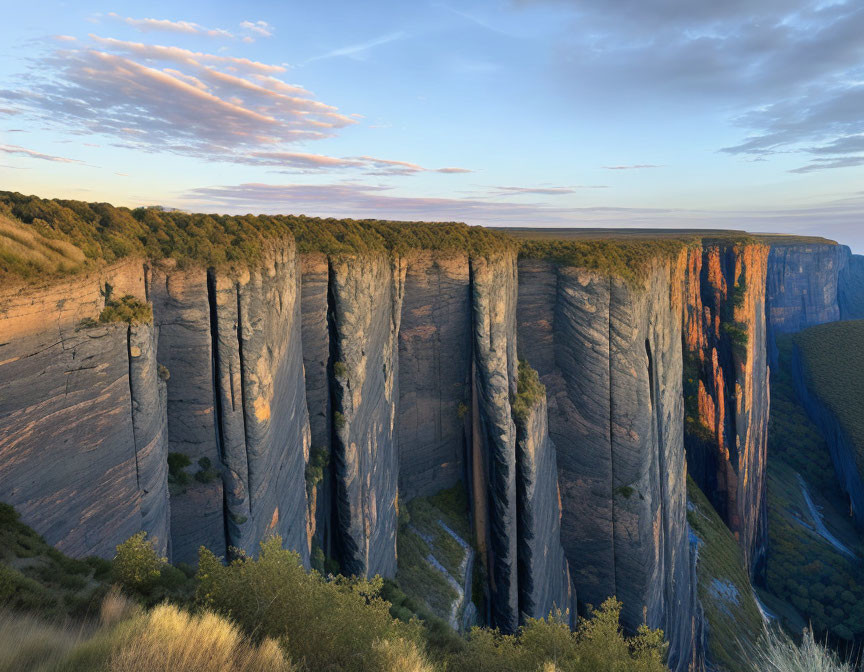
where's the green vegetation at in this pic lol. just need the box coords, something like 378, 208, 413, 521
1, 501, 671, 672
396, 485, 472, 621
518, 237, 693, 288
764, 336, 864, 642
795, 320, 864, 475
687, 476, 763, 672
511, 359, 545, 425
0, 191, 514, 283
457, 401, 469, 419
332, 361, 348, 379
98, 295, 153, 325
0, 502, 110, 620
193, 457, 219, 484
167, 452, 192, 492
304, 447, 329, 497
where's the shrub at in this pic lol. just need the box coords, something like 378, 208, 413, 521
112, 532, 166, 597
747, 626, 852, 672
333, 361, 348, 379
304, 446, 330, 496
512, 359, 545, 425
196, 536, 424, 672
99, 295, 152, 325
193, 457, 219, 484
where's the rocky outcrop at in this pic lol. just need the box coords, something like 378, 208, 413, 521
397, 251, 472, 500
683, 242, 769, 575
470, 251, 520, 632
329, 253, 406, 578
0, 260, 170, 558
516, 256, 698, 670
514, 387, 573, 623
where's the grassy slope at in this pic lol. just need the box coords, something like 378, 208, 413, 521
687, 476, 763, 672
763, 336, 864, 642
395, 484, 475, 623
795, 320, 864, 476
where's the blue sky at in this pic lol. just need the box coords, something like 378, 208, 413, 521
1, 0, 863, 250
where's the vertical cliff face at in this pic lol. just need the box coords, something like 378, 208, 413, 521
839, 251, 864, 321
329, 253, 406, 579
514, 387, 574, 623
0, 261, 170, 557
150, 264, 226, 563
516, 256, 698, 670
397, 250, 472, 500
210, 243, 311, 562
471, 251, 520, 632
765, 244, 845, 365
683, 242, 769, 575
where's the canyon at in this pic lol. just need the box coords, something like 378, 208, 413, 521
2, 200, 864, 671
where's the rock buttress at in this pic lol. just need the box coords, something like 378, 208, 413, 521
210, 242, 311, 563
0, 260, 170, 557
839, 250, 864, 321
397, 250, 472, 500
329, 253, 406, 578
683, 242, 769, 575
516, 256, 699, 671
514, 379, 574, 623
150, 263, 226, 563
471, 251, 520, 633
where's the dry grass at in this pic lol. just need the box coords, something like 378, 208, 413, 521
108, 603, 294, 672
748, 627, 853, 672
0, 215, 86, 279
0, 610, 88, 672
370, 637, 436, 672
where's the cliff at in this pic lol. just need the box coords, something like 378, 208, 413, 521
839, 252, 864, 321
516, 254, 698, 671
0, 260, 170, 558
683, 241, 770, 575
765, 244, 844, 367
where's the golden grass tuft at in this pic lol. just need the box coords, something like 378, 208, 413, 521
0, 609, 87, 672
108, 603, 294, 672
370, 637, 436, 672
0, 215, 86, 279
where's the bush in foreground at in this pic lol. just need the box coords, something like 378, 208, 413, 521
748, 626, 853, 672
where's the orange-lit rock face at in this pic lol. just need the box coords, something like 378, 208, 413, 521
682, 243, 770, 575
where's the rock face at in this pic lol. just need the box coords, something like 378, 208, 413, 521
471, 251, 520, 632
150, 264, 226, 563
209, 243, 311, 563
765, 244, 846, 366
839, 252, 864, 321
514, 387, 574, 623
682, 242, 769, 576
516, 256, 698, 671
329, 253, 405, 579
397, 251, 472, 500
0, 261, 170, 558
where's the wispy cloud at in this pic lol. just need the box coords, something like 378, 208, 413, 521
239, 21, 273, 38
305, 32, 407, 63
246, 151, 471, 175
0, 144, 83, 163
105, 12, 234, 38
490, 185, 608, 195
602, 164, 661, 170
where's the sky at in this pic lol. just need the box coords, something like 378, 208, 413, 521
1, 0, 863, 251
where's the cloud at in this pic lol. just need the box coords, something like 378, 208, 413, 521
490, 185, 608, 195
603, 164, 661, 170
240, 21, 273, 38
0, 144, 83, 163
179, 181, 864, 251
106, 13, 234, 38
305, 32, 407, 63
245, 151, 471, 175
521, 0, 864, 173
0, 40, 354, 158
